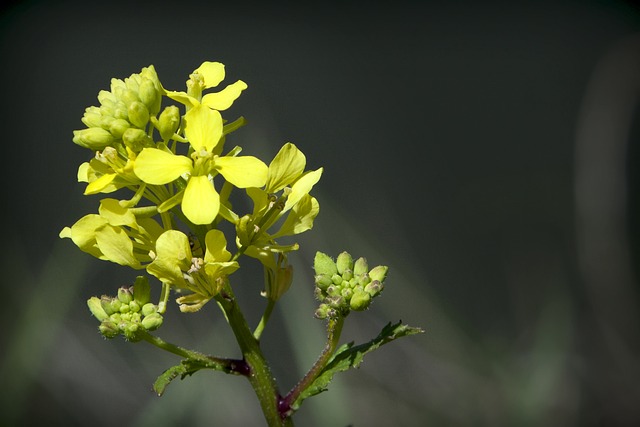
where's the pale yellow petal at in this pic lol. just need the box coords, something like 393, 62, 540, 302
215, 156, 268, 188
201, 80, 248, 111
182, 175, 220, 225
134, 148, 192, 185
194, 61, 225, 88
183, 104, 223, 152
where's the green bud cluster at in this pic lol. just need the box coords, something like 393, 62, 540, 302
73, 66, 163, 151
313, 251, 388, 319
87, 276, 163, 341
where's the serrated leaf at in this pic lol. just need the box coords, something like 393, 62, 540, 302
291, 321, 424, 410
153, 360, 202, 396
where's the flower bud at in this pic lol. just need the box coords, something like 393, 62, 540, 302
129, 300, 141, 313
87, 297, 109, 322
314, 303, 331, 320
315, 274, 333, 290
331, 274, 343, 286
100, 295, 121, 315
122, 128, 151, 152
119, 88, 140, 106
141, 303, 158, 316
368, 265, 388, 283
353, 257, 368, 276
133, 276, 151, 306
109, 118, 130, 139
157, 105, 181, 141
138, 78, 160, 114
342, 269, 353, 281
117, 286, 134, 304
99, 321, 120, 339
141, 312, 163, 331
73, 127, 115, 150
81, 107, 103, 128
326, 294, 344, 309
336, 251, 353, 275
122, 323, 142, 342
314, 252, 338, 277
127, 101, 150, 128
350, 288, 371, 311
364, 280, 383, 297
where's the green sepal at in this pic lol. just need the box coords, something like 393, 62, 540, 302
290, 321, 424, 410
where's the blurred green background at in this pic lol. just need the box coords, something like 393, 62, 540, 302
2, 0, 640, 425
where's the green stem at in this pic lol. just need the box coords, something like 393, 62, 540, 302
254, 299, 276, 340
215, 288, 293, 427
280, 316, 345, 415
139, 331, 247, 375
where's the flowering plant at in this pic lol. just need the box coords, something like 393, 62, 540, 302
61, 61, 422, 426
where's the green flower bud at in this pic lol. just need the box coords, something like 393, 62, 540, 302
314, 303, 331, 319
138, 78, 160, 114
364, 280, 383, 297
141, 312, 163, 331
123, 323, 142, 342
100, 296, 121, 315
141, 303, 158, 316
72, 127, 115, 150
356, 272, 370, 287
342, 269, 354, 281
98, 321, 120, 339
122, 128, 151, 152
331, 274, 343, 286
315, 274, 333, 291
119, 88, 140, 106
336, 251, 353, 275
108, 118, 130, 139
350, 288, 371, 311
81, 107, 103, 128
119, 303, 131, 314
326, 285, 341, 297
353, 257, 368, 276
133, 276, 151, 306
129, 300, 141, 313
341, 287, 354, 300
157, 105, 181, 141
117, 287, 133, 304
127, 101, 150, 128
326, 294, 344, 309
314, 252, 338, 277
368, 265, 388, 283
87, 297, 109, 322
113, 102, 129, 121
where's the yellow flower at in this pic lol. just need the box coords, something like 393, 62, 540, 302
134, 104, 268, 225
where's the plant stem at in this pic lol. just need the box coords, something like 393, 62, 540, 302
215, 288, 293, 427
140, 331, 247, 375
280, 316, 345, 416
254, 299, 275, 340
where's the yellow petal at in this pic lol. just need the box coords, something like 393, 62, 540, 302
134, 148, 192, 185
266, 142, 306, 193
182, 175, 220, 225
184, 104, 223, 152
204, 229, 232, 263
201, 80, 248, 111
165, 90, 199, 108
95, 225, 142, 268
194, 61, 225, 88
215, 156, 268, 188
284, 168, 323, 212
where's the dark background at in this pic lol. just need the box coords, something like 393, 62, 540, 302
2, 0, 640, 425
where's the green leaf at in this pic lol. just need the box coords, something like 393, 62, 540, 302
291, 321, 424, 410
153, 362, 199, 396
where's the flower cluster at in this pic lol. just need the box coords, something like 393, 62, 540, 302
313, 251, 388, 319
87, 277, 163, 341
61, 61, 323, 316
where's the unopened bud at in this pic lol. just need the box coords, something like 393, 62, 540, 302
87, 297, 109, 322
100, 295, 121, 315
109, 118, 130, 139
73, 127, 115, 150
315, 274, 333, 290
141, 312, 163, 331
364, 280, 383, 297
117, 286, 133, 304
368, 265, 388, 283
122, 128, 150, 152
336, 251, 353, 275
128, 101, 150, 128
157, 105, 181, 141
138, 78, 160, 114
314, 252, 337, 277
350, 288, 371, 311
99, 321, 120, 339
353, 257, 368, 276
